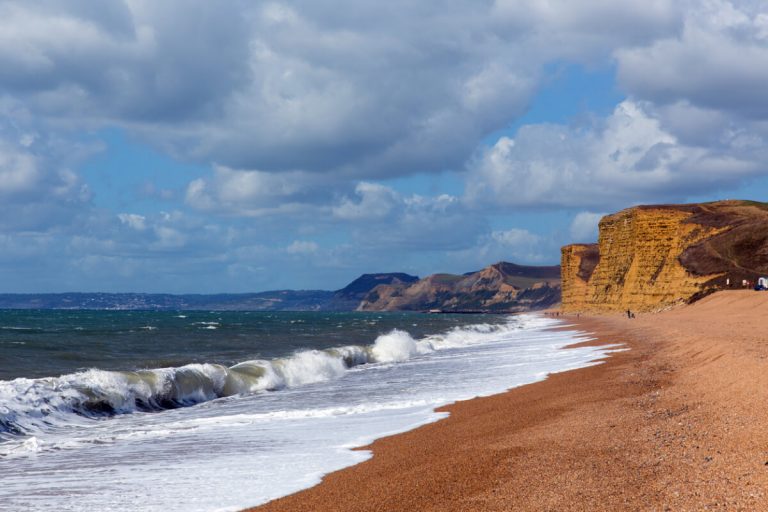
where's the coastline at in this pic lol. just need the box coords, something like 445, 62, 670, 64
247, 290, 768, 511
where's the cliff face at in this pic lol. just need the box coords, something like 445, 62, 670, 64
358, 262, 560, 312
562, 201, 768, 312
560, 244, 599, 309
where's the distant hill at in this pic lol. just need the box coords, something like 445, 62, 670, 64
0, 291, 333, 311
0, 264, 561, 313
335, 273, 420, 299
0, 273, 419, 311
325, 273, 420, 310
357, 262, 561, 312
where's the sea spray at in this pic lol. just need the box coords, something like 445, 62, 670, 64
371, 329, 428, 362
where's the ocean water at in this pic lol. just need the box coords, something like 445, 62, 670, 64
0, 310, 618, 511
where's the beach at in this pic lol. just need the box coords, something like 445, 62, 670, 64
250, 290, 768, 511
1, 311, 612, 511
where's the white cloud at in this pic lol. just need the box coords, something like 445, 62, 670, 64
152, 225, 187, 250
490, 228, 542, 248
0, 0, 762, 193
0, 101, 94, 230
492, 0, 682, 61
569, 212, 606, 242
332, 182, 399, 221
616, 0, 768, 118
0, 139, 40, 194
117, 213, 147, 231
2, 0, 768, 293
185, 165, 334, 216
286, 240, 319, 254
0, 0, 686, 180
464, 100, 768, 209
446, 227, 551, 268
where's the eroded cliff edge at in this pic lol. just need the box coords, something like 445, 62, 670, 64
561, 200, 768, 312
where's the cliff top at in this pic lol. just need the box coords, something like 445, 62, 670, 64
609, 200, 768, 226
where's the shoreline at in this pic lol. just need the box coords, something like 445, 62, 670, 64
248, 290, 768, 511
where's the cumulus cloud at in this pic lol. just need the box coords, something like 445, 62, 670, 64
490, 228, 542, 248
2, 0, 768, 293
616, 0, 768, 119
117, 213, 147, 231
492, 0, 682, 61
332, 182, 399, 221
331, 183, 488, 250
146, 1, 544, 177
0, 0, 686, 180
0, 138, 41, 195
0, 101, 94, 230
0, 0, 251, 123
186, 165, 336, 216
464, 100, 768, 209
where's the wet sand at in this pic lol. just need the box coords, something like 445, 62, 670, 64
248, 290, 768, 511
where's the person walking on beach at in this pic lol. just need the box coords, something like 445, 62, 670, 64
627, 309, 632, 319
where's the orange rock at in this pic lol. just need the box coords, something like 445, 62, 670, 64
562, 200, 768, 312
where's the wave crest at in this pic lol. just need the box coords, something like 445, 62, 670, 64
0, 322, 505, 439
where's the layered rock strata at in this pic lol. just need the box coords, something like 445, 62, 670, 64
561, 201, 768, 312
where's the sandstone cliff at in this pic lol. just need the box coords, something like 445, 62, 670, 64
357, 262, 560, 312
561, 200, 768, 312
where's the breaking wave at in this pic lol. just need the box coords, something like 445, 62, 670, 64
0, 321, 513, 440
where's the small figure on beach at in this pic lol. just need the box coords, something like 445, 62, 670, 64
626, 309, 632, 319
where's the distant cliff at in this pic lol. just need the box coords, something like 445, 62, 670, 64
325, 273, 420, 310
561, 200, 768, 312
357, 262, 560, 312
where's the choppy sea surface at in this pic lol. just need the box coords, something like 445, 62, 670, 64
0, 310, 618, 511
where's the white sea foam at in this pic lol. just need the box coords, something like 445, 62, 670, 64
0, 314, 622, 512
371, 329, 426, 362
0, 326, 486, 440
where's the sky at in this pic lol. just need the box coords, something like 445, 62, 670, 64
1, 0, 768, 293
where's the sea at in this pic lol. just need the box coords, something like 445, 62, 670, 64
0, 310, 618, 511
